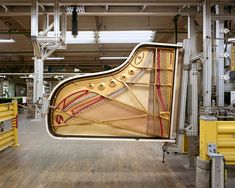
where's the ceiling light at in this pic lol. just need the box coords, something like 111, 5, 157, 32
47, 30, 155, 44
32, 57, 64, 60
99, 30, 156, 43
46, 57, 64, 60
228, 38, 235, 43
48, 31, 95, 44
0, 38, 15, 43
100, 56, 128, 60
66, 31, 95, 44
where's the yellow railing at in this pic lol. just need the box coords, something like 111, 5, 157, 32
0, 100, 19, 151
200, 118, 235, 165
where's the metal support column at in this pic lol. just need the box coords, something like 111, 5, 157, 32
209, 154, 225, 188
177, 16, 198, 155
42, 14, 50, 32
31, 0, 43, 119
31, 0, 65, 119
189, 15, 198, 131
188, 62, 199, 168
177, 39, 190, 153
215, 2, 225, 107
196, 1, 214, 187
33, 58, 43, 119
31, 0, 38, 37
203, 0, 212, 110
54, 0, 60, 37
61, 13, 67, 44
188, 15, 198, 168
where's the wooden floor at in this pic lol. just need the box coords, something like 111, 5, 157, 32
0, 115, 199, 188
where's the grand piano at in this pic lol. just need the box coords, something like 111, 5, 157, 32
46, 43, 181, 141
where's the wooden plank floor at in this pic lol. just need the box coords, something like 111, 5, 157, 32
1, 115, 195, 188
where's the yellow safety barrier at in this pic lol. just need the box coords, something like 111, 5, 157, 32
0, 100, 19, 152
200, 117, 235, 165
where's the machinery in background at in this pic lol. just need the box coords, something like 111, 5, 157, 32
176, 2, 235, 186
200, 45, 235, 119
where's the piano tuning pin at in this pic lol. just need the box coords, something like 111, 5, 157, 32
109, 79, 116, 88
134, 51, 144, 65
120, 74, 127, 81
128, 69, 135, 75
98, 83, 105, 90
88, 83, 94, 89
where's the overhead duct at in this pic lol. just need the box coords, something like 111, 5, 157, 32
72, 6, 78, 37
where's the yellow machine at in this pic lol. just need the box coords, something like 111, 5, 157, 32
0, 100, 19, 151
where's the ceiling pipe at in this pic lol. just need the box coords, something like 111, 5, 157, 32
0, 11, 192, 17
0, 2, 202, 6
0, 30, 189, 35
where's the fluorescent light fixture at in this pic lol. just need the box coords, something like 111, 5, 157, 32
99, 31, 155, 43
0, 38, 15, 43
100, 56, 128, 60
47, 30, 155, 44
46, 57, 64, 60
228, 38, 235, 43
66, 31, 95, 44
32, 57, 64, 60
48, 31, 95, 44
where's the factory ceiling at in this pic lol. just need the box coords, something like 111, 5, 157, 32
0, 0, 234, 73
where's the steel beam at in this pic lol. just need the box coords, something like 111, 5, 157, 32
177, 15, 198, 154
211, 14, 235, 21
188, 63, 198, 168
31, 0, 65, 119
31, 0, 38, 37
0, 1, 202, 6
61, 13, 67, 44
191, 63, 198, 128
39, 22, 54, 37
189, 15, 198, 133
54, 0, 60, 37
188, 16, 198, 168
33, 58, 43, 119
42, 14, 49, 31
203, 0, 212, 108
41, 42, 62, 61
33, 58, 43, 103
177, 39, 190, 153
0, 11, 192, 17
210, 155, 225, 188
215, 2, 224, 107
